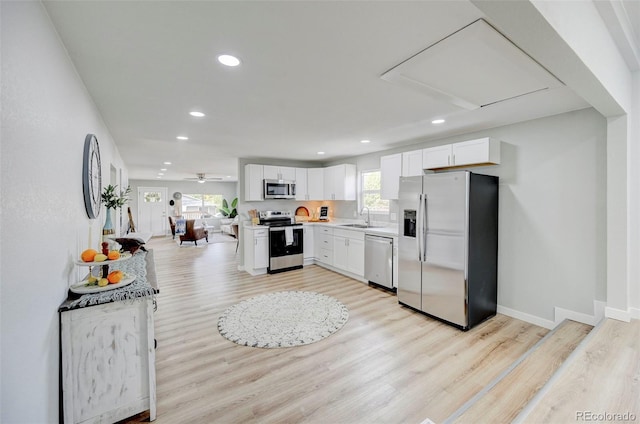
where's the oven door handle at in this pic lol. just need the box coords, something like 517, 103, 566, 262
269, 225, 302, 231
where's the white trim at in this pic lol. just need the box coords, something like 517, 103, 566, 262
497, 305, 555, 329
605, 306, 632, 322
631, 308, 640, 320
554, 300, 606, 326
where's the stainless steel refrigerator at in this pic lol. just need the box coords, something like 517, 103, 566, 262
398, 171, 498, 330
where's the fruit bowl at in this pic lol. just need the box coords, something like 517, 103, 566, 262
75, 252, 132, 266
70, 273, 135, 294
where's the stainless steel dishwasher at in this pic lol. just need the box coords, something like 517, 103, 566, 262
364, 234, 394, 290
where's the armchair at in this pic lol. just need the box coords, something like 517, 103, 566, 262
179, 219, 209, 245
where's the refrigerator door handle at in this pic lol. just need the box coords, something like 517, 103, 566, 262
423, 194, 428, 262
416, 194, 423, 261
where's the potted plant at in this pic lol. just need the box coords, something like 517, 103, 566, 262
101, 184, 131, 235
220, 197, 238, 219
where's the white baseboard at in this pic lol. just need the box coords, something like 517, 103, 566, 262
497, 305, 555, 329
554, 300, 606, 326
631, 307, 640, 320
605, 306, 632, 322
237, 265, 245, 272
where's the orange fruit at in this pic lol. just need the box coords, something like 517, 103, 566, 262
107, 270, 123, 284
81, 249, 98, 262
107, 250, 121, 260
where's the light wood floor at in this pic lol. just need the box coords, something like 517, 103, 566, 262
123, 236, 573, 423
523, 318, 640, 423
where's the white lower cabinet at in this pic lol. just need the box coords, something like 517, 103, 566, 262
244, 227, 269, 274
303, 225, 314, 260
314, 226, 333, 265
333, 228, 365, 277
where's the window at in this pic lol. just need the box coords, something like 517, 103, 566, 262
181, 194, 224, 217
361, 170, 389, 213
143, 191, 162, 203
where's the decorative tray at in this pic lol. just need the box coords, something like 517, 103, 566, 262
70, 274, 136, 294
75, 252, 132, 266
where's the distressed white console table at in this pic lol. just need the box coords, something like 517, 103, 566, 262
59, 249, 158, 424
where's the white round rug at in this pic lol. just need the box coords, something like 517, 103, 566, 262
218, 291, 349, 348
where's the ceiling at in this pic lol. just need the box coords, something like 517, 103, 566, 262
44, 1, 628, 182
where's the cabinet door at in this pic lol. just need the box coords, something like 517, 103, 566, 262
255, 236, 269, 269
307, 168, 324, 201
347, 237, 365, 277
244, 164, 264, 201
325, 164, 356, 201
263, 165, 279, 180
380, 153, 402, 200
452, 137, 500, 166
323, 166, 337, 200
295, 168, 308, 201
280, 167, 296, 181
333, 235, 348, 271
402, 150, 424, 176
423, 145, 453, 170
303, 226, 314, 259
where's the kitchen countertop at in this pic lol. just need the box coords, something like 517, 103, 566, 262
243, 220, 398, 237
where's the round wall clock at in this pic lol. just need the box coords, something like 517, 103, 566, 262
82, 134, 102, 219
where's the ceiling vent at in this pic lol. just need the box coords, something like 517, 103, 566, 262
381, 19, 563, 110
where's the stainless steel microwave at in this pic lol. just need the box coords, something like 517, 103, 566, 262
264, 179, 296, 199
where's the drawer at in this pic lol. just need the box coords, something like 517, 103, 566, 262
318, 248, 333, 265
317, 227, 333, 235
252, 229, 268, 237
318, 233, 333, 248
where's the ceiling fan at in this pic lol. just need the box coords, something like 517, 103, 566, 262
184, 173, 222, 184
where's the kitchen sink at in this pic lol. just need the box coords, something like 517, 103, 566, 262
338, 224, 383, 229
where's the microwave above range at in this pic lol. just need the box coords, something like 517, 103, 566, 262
264, 179, 296, 199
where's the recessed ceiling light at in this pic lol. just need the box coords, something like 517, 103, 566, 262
160, 168, 167, 171
158, 173, 164, 176
164, 161, 172, 165
226, 175, 231, 178
360, 139, 371, 144
176, 136, 189, 140
431, 119, 446, 124
156, 176, 162, 179
218, 54, 240, 67
198, 180, 205, 184
317, 151, 325, 155
189, 111, 205, 117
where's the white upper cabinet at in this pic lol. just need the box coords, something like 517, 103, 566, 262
324, 164, 356, 200
263, 165, 295, 181
423, 137, 500, 170
307, 168, 324, 201
423, 144, 453, 169
380, 153, 402, 200
295, 168, 308, 201
401, 150, 424, 177
451, 137, 500, 167
244, 164, 264, 201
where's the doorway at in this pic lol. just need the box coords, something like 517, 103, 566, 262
137, 187, 168, 236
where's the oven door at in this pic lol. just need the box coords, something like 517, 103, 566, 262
269, 226, 303, 257
268, 225, 304, 273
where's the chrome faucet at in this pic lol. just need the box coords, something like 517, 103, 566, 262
360, 207, 370, 227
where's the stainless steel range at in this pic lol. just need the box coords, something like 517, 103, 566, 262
259, 211, 304, 274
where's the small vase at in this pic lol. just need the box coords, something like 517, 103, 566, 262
103, 207, 115, 235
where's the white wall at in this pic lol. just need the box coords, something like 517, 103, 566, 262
1, 2, 127, 422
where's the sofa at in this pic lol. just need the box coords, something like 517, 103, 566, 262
220, 217, 239, 237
